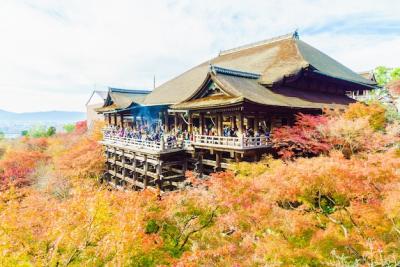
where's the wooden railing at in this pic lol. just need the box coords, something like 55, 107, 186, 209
102, 129, 270, 151
192, 134, 270, 149
103, 134, 182, 152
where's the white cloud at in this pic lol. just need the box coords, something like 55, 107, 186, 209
0, 0, 399, 112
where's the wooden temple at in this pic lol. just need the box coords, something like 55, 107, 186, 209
96, 32, 377, 191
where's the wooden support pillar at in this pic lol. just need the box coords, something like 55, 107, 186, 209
237, 112, 243, 136
122, 150, 126, 178
143, 155, 148, 189
113, 113, 117, 126
132, 153, 137, 188
218, 114, 223, 136
156, 161, 162, 190
230, 116, 236, 129
120, 113, 124, 129
164, 111, 169, 132
107, 114, 111, 125
215, 151, 222, 172
254, 117, 259, 131
188, 112, 193, 133
195, 151, 204, 177
178, 114, 183, 131
182, 158, 188, 175
174, 113, 178, 132
247, 117, 254, 131
113, 147, 117, 184
234, 152, 241, 163
199, 112, 205, 135
132, 114, 137, 130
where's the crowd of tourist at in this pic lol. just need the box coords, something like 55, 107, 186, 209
103, 121, 270, 146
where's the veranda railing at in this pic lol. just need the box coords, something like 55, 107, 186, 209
103, 134, 182, 152
192, 134, 270, 149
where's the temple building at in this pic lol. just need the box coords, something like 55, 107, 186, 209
96, 32, 377, 191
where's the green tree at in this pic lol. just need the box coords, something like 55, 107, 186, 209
63, 124, 75, 133
374, 66, 400, 86
29, 126, 48, 138
21, 130, 29, 137
375, 66, 390, 86
0, 131, 4, 140
46, 126, 56, 137
390, 67, 400, 81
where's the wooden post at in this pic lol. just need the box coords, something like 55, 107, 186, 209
237, 112, 243, 136
234, 152, 241, 163
160, 138, 165, 151
188, 112, 193, 133
156, 162, 162, 190
254, 117, 259, 131
107, 114, 111, 125
132, 153, 137, 188
215, 151, 221, 172
132, 114, 137, 130
182, 158, 187, 175
113, 113, 117, 126
143, 155, 148, 189
218, 113, 223, 136
199, 112, 205, 135
120, 113, 124, 129
113, 147, 117, 184
174, 113, 178, 132
247, 117, 254, 132
230, 116, 235, 129
164, 111, 169, 132
122, 150, 126, 180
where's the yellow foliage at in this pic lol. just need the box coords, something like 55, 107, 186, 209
344, 101, 387, 130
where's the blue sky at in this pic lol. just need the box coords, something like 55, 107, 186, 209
0, 0, 399, 112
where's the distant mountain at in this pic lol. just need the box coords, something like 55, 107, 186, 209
0, 109, 85, 122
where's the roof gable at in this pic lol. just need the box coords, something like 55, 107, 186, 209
99, 87, 151, 113
172, 65, 356, 111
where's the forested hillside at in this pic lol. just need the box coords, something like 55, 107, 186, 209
0, 102, 399, 266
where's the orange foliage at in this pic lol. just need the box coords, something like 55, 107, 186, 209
55, 135, 104, 180
0, 150, 48, 189
0, 108, 399, 265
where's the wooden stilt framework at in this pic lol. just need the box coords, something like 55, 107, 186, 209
102, 145, 188, 191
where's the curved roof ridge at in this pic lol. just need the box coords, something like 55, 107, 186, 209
211, 65, 261, 79
219, 31, 297, 56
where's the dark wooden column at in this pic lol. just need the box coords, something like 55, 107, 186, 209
230, 116, 235, 129
113, 113, 118, 126
188, 112, 193, 133
120, 113, 124, 129
164, 111, 169, 132
199, 112, 205, 135
132, 114, 137, 130
237, 112, 243, 136
174, 113, 178, 132
254, 117, 259, 131
217, 113, 223, 135
107, 114, 111, 125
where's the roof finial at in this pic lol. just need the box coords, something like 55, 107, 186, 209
293, 29, 299, 40
209, 63, 216, 75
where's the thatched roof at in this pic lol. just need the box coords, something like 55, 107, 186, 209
144, 32, 376, 106
172, 66, 355, 110
96, 87, 150, 113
